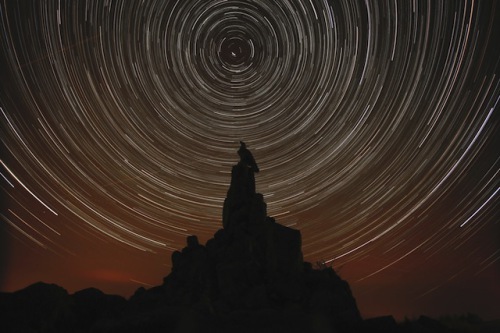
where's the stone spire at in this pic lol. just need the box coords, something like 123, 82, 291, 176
222, 142, 266, 229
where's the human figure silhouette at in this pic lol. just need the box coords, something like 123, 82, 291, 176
238, 141, 259, 173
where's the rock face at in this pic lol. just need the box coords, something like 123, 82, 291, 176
0, 143, 364, 332
130, 142, 363, 332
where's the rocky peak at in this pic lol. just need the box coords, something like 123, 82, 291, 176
223, 142, 264, 229
156, 142, 361, 331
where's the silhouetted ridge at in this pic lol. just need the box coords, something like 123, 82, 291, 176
7, 143, 488, 332
0, 282, 126, 333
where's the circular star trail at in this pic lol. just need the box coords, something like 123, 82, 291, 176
1, 0, 499, 319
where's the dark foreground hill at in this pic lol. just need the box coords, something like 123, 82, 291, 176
1, 143, 498, 332
1, 281, 497, 333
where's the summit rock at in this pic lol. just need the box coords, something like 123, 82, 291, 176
126, 142, 362, 332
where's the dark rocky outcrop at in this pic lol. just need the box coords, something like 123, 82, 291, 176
0, 143, 364, 332
123, 143, 362, 332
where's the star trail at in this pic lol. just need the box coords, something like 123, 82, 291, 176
1, 0, 499, 320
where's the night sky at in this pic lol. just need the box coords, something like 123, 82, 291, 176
1, 0, 499, 321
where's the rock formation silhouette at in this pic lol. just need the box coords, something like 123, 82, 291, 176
125, 142, 362, 332
3, 143, 486, 332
